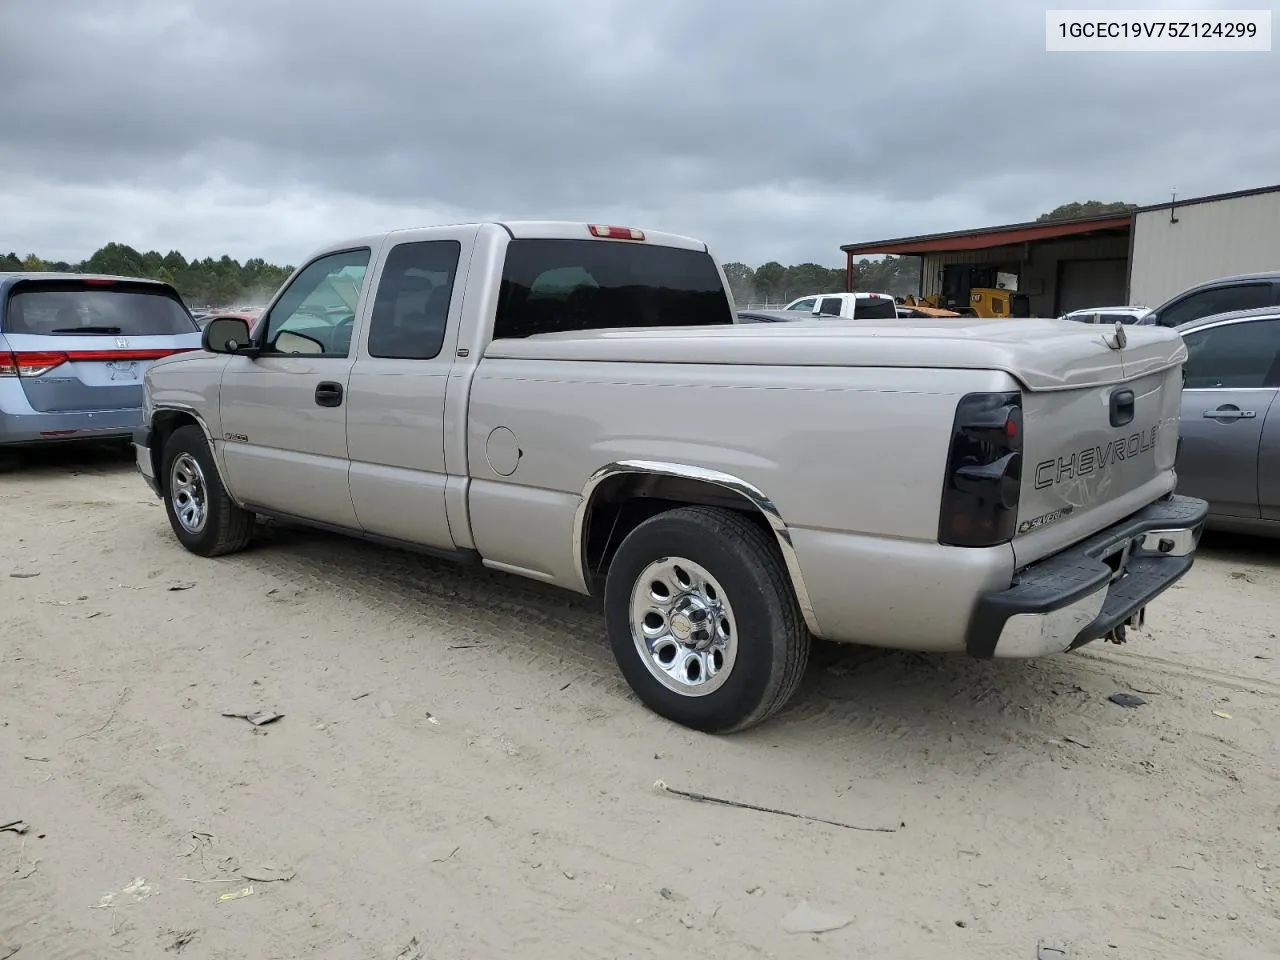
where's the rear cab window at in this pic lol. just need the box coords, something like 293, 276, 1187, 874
366, 241, 462, 359
2, 279, 198, 337
817, 297, 844, 316
852, 296, 898, 320
494, 239, 733, 338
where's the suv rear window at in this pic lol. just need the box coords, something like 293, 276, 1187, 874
852, 297, 898, 320
3, 281, 197, 336
494, 239, 732, 339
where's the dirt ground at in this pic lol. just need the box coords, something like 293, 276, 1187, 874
2, 447, 1278, 960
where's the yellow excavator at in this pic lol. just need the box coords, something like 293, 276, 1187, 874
905, 266, 1031, 319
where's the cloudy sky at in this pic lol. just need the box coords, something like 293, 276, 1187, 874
1, 0, 1276, 268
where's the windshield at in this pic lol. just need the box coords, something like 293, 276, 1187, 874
3, 281, 198, 336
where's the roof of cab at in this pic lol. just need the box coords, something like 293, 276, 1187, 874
306, 221, 711, 261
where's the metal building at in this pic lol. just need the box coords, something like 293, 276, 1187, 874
839, 183, 1280, 316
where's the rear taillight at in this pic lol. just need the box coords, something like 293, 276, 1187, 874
0, 351, 68, 377
938, 391, 1023, 547
0, 347, 192, 377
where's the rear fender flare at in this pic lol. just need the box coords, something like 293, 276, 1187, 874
572, 459, 820, 636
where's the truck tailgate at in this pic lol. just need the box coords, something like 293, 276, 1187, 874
1011, 328, 1185, 568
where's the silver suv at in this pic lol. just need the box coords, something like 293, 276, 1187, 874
1, 273, 201, 463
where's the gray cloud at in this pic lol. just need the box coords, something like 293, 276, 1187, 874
1, 0, 1276, 267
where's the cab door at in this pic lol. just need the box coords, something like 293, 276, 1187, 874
344, 227, 478, 551
218, 245, 377, 528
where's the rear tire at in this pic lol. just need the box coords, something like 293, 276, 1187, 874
161, 425, 255, 557
604, 505, 811, 733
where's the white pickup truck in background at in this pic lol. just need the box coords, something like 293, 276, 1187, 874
781, 291, 900, 319
133, 221, 1209, 732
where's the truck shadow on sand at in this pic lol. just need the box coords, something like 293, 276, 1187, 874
234, 518, 1277, 747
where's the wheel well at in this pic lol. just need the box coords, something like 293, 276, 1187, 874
579, 473, 774, 595
149, 410, 202, 491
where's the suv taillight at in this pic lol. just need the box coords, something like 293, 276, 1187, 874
0, 351, 69, 377
938, 391, 1023, 547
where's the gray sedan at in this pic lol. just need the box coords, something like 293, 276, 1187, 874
1174, 306, 1280, 537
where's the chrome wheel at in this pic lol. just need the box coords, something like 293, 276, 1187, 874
169, 452, 208, 534
629, 557, 737, 696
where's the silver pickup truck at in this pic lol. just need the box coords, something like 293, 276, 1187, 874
133, 221, 1209, 732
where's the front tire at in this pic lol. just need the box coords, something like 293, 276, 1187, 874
161, 425, 255, 557
604, 505, 811, 733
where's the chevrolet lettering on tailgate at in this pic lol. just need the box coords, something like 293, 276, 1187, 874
1034, 425, 1162, 490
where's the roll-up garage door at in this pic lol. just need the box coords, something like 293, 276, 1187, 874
1055, 259, 1129, 314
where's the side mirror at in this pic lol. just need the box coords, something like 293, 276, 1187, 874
202, 317, 253, 354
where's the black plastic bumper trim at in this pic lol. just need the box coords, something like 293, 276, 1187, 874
966, 494, 1209, 658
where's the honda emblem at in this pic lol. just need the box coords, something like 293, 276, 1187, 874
115, 337, 129, 348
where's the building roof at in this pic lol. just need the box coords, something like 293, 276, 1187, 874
840, 214, 1132, 256
841, 182, 1280, 257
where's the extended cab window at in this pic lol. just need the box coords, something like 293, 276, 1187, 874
1160, 283, 1273, 327
367, 240, 461, 359
817, 297, 843, 316
1181, 318, 1280, 389
493, 239, 732, 338
262, 248, 370, 356
852, 297, 898, 320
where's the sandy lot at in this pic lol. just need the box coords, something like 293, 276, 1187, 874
2, 447, 1278, 960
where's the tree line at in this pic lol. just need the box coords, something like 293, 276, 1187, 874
6, 241, 911, 309
1036, 200, 1136, 222
723, 255, 921, 306
3, 202, 1127, 309
1, 243, 294, 308
6, 242, 897, 308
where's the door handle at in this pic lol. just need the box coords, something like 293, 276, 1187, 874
1203, 406, 1255, 420
315, 381, 343, 407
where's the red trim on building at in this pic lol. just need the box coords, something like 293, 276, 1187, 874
841, 215, 1133, 257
